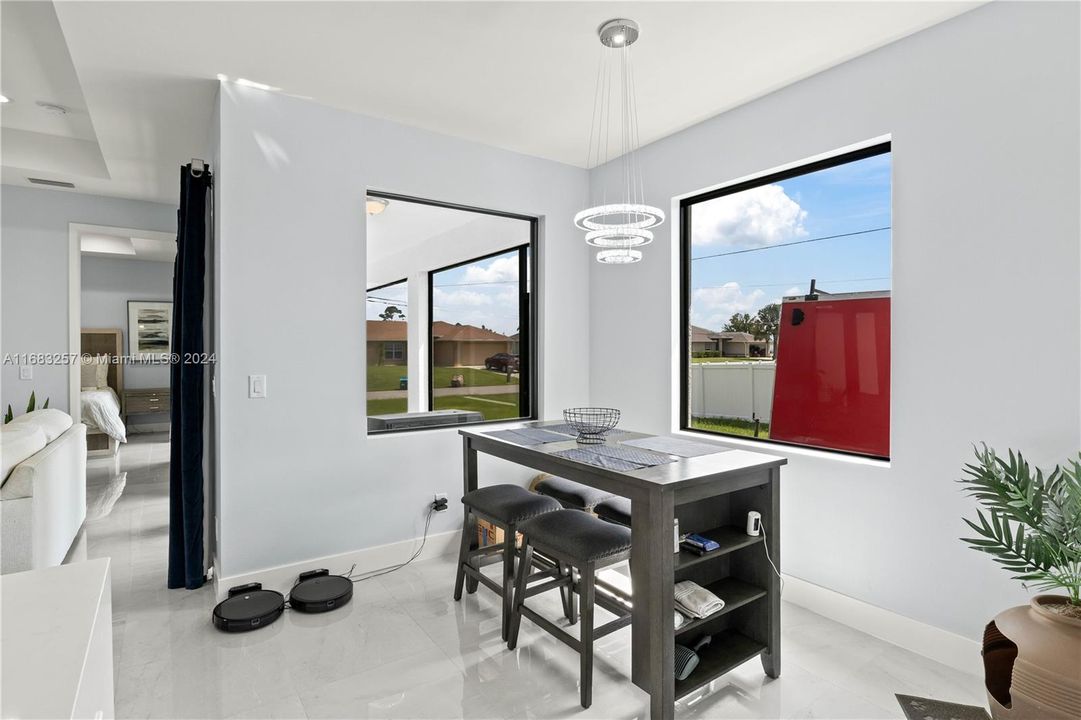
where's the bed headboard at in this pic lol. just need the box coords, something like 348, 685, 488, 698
80, 328, 124, 398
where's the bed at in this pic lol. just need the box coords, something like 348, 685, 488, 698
80, 329, 127, 453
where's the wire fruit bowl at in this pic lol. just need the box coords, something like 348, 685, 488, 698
563, 407, 621, 444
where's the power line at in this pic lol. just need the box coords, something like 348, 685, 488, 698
690, 226, 891, 262
693, 276, 890, 291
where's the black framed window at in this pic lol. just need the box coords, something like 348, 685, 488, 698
366, 278, 408, 417
428, 243, 534, 424
680, 142, 892, 459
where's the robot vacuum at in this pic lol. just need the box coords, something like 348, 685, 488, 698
288, 569, 353, 613
212, 583, 285, 632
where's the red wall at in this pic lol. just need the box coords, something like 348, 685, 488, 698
769, 296, 891, 458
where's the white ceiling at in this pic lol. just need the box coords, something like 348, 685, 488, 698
3, 1, 980, 204
77, 224, 177, 263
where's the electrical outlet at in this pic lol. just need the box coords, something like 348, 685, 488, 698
432, 493, 449, 512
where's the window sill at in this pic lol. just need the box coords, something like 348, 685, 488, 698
672, 428, 891, 469
366, 417, 534, 439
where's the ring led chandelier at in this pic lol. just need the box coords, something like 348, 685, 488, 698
576, 19, 664, 265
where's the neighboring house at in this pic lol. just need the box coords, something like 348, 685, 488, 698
691, 326, 773, 357
366, 320, 513, 367
367, 320, 409, 366
508, 333, 520, 355
714, 331, 773, 358
691, 325, 719, 353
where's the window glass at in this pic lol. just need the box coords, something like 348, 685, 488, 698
429, 247, 529, 422
683, 144, 891, 458
366, 279, 408, 417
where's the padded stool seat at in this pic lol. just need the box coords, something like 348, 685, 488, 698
594, 496, 631, 527
462, 484, 561, 524
519, 509, 631, 562
534, 475, 614, 511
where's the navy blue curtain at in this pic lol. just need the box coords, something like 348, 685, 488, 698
168, 163, 210, 590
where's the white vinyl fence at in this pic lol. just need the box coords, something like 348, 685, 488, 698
690, 361, 776, 422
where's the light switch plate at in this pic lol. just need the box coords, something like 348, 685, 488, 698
18, 366, 32, 380
248, 374, 267, 398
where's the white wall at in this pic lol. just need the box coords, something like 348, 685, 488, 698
0, 186, 175, 415
214, 85, 590, 578
80, 256, 173, 426
589, 1, 1080, 640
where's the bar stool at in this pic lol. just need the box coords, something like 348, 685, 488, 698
508, 509, 634, 709
535, 474, 615, 512
594, 496, 631, 527
453, 484, 562, 640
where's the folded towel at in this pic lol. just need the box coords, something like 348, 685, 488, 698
674, 610, 687, 629
674, 580, 726, 619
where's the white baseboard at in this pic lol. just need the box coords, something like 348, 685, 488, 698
214, 529, 460, 600
782, 574, 982, 676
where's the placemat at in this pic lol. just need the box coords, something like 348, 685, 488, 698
622, 436, 729, 458
554, 444, 675, 472
486, 428, 571, 445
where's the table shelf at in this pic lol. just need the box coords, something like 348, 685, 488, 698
675, 577, 767, 638
674, 630, 767, 700
675, 525, 763, 572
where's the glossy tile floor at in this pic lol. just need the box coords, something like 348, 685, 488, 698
77, 433, 987, 719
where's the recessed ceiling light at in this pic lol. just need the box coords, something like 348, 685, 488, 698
235, 78, 279, 92
366, 197, 389, 216
612, 33, 625, 45
0, 95, 10, 103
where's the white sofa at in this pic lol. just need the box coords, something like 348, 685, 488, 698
1, 411, 87, 574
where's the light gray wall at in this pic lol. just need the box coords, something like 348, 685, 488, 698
588, 1, 1080, 640
81, 256, 173, 425
0, 185, 176, 416
214, 85, 590, 578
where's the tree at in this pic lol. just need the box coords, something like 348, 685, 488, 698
378, 305, 405, 321
723, 313, 757, 335
755, 303, 780, 354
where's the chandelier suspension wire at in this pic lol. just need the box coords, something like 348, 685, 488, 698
575, 18, 664, 264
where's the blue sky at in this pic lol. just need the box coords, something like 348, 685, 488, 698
366, 249, 523, 335
690, 152, 892, 331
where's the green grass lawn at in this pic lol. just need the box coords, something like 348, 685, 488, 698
366, 364, 519, 391
690, 416, 770, 439
435, 393, 520, 420
367, 393, 521, 421
366, 397, 408, 415
690, 356, 774, 363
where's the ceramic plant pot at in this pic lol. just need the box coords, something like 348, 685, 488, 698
983, 595, 1081, 720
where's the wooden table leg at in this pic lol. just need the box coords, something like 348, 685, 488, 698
630, 489, 676, 720
463, 436, 479, 594
761, 467, 781, 678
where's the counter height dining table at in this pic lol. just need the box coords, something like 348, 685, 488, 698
460, 421, 786, 720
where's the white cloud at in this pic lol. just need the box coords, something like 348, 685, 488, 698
691, 282, 766, 330
433, 288, 492, 308
691, 184, 807, 247
463, 256, 519, 284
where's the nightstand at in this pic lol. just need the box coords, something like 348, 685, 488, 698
123, 387, 171, 419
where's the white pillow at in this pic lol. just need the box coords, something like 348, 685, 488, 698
0, 423, 47, 484
80, 355, 109, 390
10, 409, 73, 443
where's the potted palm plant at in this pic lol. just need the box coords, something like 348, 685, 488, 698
959, 444, 1080, 719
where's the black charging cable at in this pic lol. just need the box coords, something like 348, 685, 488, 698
345, 505, 437, 584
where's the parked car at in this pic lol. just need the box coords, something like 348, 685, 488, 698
485, 353, 519, 372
